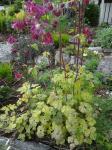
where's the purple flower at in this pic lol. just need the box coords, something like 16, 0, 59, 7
12, 20, 26, 31
25, 1, 48, 19
30, 23, 44, 40
7, 35, 17, 44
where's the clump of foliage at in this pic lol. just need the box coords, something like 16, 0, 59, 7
85, 3, 100, 27
0, 63, 13, 83
0, 68, 96, 149
85, 58, 99, 73
96, 27, 112, 49
53, 33, 70, 48
0, 86, 14, 102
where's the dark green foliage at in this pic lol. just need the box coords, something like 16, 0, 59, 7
103, 75, 112, 91
94, 97, 112, 149
85, 3, 100, 27
0, 86, 14, 101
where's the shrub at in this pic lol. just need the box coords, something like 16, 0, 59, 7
85, 3, 100, 27
0, 68, 96, 149
96, 27, 112, 49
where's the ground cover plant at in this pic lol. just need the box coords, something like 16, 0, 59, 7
0, 0, 112, 150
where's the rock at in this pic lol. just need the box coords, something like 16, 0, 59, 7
55, 51, 70, 65
70, 56, 76, 65
0, 6, 4, 11
97, 56, 112, 75
0, 42, 12, 63
88, 47, 102, 52
0, 136, 53, 150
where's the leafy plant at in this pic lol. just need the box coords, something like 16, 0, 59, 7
85, 58, 100, 72
96, 27, 112, 49
53, 33, 70, 48
0, 63, 13, 83
0, 68, 96, 149
0, 12, 6, 32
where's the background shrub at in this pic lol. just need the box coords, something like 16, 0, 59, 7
85, 3, 100, 27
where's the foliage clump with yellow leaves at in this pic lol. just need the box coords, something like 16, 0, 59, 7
0, 67, 96, 149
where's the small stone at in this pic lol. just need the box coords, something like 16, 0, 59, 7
0, 43, 12, 63
55, 51, 70, 65
0, 136, 54, 150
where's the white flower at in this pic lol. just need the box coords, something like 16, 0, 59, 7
35, 23, 40, 29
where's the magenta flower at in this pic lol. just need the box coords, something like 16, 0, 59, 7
60, 3, 65, 9
83, 0, 90, 5
87, 38, 93, 44
15, 72, 23, 80
52, 20, 58, 28
42, 32, 53, 45
68, 1, 75, 7
12, 20, 26, 31
7, 35, 17, 44
83, 27, 91, 37
11, 48, 17, 53
53, 9, 61, 17
47, 2, 53, 11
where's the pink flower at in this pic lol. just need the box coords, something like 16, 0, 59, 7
83, 0, 89, 5
42, 32, 53, 45
15, 73, 23, 80
7, 35, 17, 44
